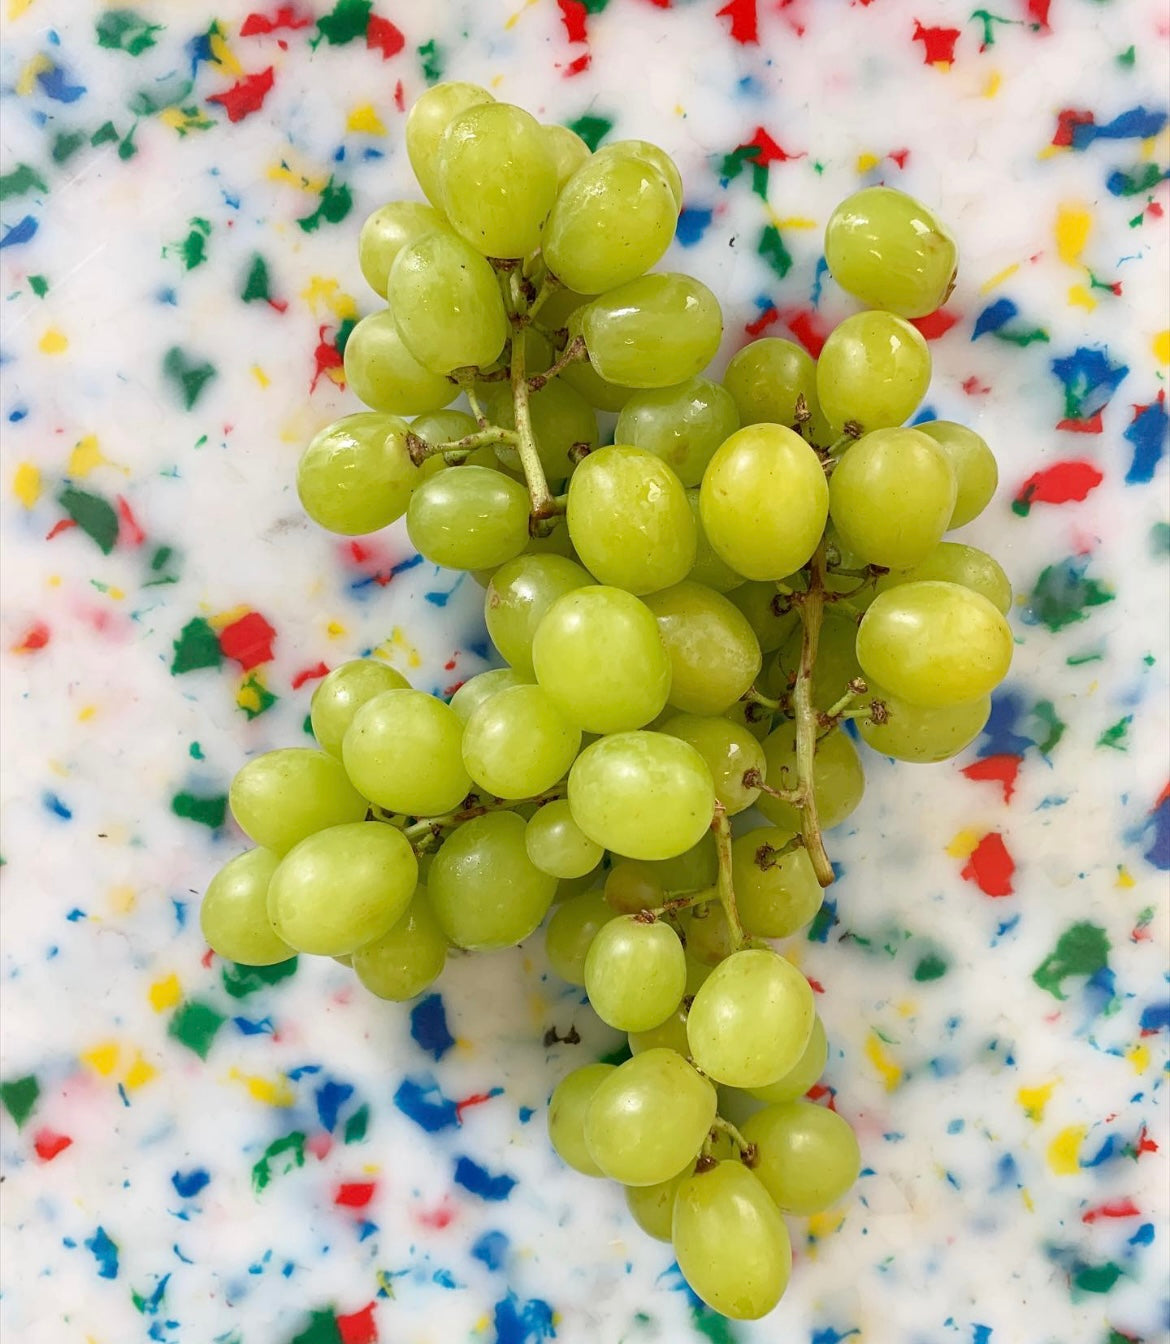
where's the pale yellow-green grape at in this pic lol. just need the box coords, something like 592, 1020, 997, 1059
408, 408, 479, 480
297, 413, 420, 537
756, 719, 865, 833
568, 731, 716, 861
916, 420, 999, 528
525, 799, 602, 879
644, 581, 762, 716
267, 821, 418, 957
731, 826, 823, 938
229, 748, 368, 855
728, 580, 800, 653
648, 832, 719, 892
532, 586, 672, 733
484, 554, 592, 677
437, 101, 558, 259
629, 1000, 690, 1057
561, 349, 639, 412
387, 231, 508, 373
543, 152, 678, 294
342, 689, 470, 815
343, 310, 458, 416
672, 1161, 792, 1320
685, 489, 744, 593
748, 1015, 828, 1103
685, 951, 714, 996
548, 1063, 615, 1176
480, 378, 599, 483
772, 607, 864, 713
681, 902, 736, 966
461, 684, 580, 799
428, 811, 557, 950
700, 424, 830, 580
448, 667, 531, 723
406, 465, 530, 571
593, 139, 684, 209
200, 848, 292, 966
687, 947, 815, 1088
824, 186, 957, 318
856, 581, 1013, 707
358, 201, 446, 298
604, 860, 666, 914
859, 686, 991, 763
352, 887, 447, 1000
815, 310, 931, 432
584, 915, 686, 1032
544, 123, 592, 189
405, 80, 494, 207
874, 541, 1012, 615
659, 713, 764, 815
742, 1099, 862, 1215
615, 377, 740, 488
625, 1164, 691, 1242
545, 889, 611, 983
722, 696, 774, 745
723, 336, 833, 445
580, 274, 723, 389
583, 1048, 717, 1185
567, 446, 695, 595
310, 659, 411, 758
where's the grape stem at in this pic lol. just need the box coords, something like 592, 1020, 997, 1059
711, 805, 748, 949
405, 426, 518, 467
505, 272, 559, 522
643, 885, 717, 920
741, 685, 782, 712
525, 273, 561, 321
793, 545, 836, 887
528, 335, 587, 391
396, 785, 567, 852
708, 1115, 758, 1167
819, 678, 869, 724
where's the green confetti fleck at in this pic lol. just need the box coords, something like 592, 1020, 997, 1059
128, 74, 193, 118
417, 38, 443, 84
221, 958, 298, 1000
57, 485, 118, 555
117, 125, 138, 161
1033, 921, 1109, 1000
1027, 560, 1114, 632
239, 673, 278, 720
343, 1103, 370, 1144
1074, 1261, 1123, 1295
334, 316, 357, 356
162, 346, 217, 410
96, 9, 163, 55
171, 617, 222, 673
315, 0, 372, 45
91, 121, 120, 147
169, 217, 210, 271
969, 9, 1018, 48
1030, 699, 1066, 756
1108, 163, 1168, 197
171, 791, 227, 830
0, 164, 48, 202
568, 114, 613, 152
579, 0, 610, 12
913, 952, 949, 982
189, 742, 204, 760
28, 274, 48, 297
51, 130, 86, 164
0, 1074, 40, 1128
297, 177, 353, 232
146, 543, 181, 587
303, 713, 315, 737
992, 325, 1049, 347
1096, 715, 1132, 750
1066, 648, 1104, 666
690, 1304, 741, 1344
758, 224, 793, 279
167, 999, 226, 1059
252, 1131, 307, 1192
241, 253, 275, 304
1116, 45, 1135, 67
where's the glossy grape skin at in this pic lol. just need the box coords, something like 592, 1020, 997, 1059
648, 833, 719, 893
700, 424, 830, 581
462, 684, 580, 799
408, 408, 479, 481
874, 542, 1012, 615
428, 811, 557, 950
525, 799, 602, 879
580, 274, 723, 389
342, 689, 471, 816
200, 848, 292, 966
480, 378, 599, 482
815, 310, 931, 433
748, 1015, 828, 1103
729, 581, 800, 653
684, 489, 744, 593
352, 888, 447, 1001
448, 667, 530, 723
659, 714, 764, 815
615, 377, 740, 488
568, 731, 716, 861
406, 465, 531, 571
859, 686, 991, 763
405, 81, 494, 207
856, 581, 1013, 708
584, 915, 686, 1032
229, 748, 368, 856
644, 581, 762, 716
311, 659, 411, 758
484, 555, 592, 677
756, 720, 866, 834
548, 1063, 615, 1176
681, 901, 736, 966
594, 139, 684, 209
267, 821, 418, 957
604, 860, 666, 915
583, 1048, 717, 1186
723, 337, 833, 445
625, 1164, 691, 1243
628, 1001, 691, 1058
297, 413, 419, 537
544, 123, 592, 188
545, 889, 611, 983
343, 310, 458, 416
742, 1099, 862, 1215
915, 420, 999, 528
358, 201, 446, 298
731, 826, 823, 938
561, 352, 639, 413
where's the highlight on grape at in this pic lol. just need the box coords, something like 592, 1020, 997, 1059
202, 80, 1012, 1321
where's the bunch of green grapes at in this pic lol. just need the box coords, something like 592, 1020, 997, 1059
201, 83, 1015, 1321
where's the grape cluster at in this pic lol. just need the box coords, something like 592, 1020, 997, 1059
202, 82, 1014, 1320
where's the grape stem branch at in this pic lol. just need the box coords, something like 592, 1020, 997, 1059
793, 545, 835, 887
405, 426, 518, 467
709, 1114, 758, 1166
711, 805, 748, 949
506, 272, 559, 523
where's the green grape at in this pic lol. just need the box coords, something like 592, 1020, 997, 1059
625, 1164, 691, 1242
428, 811, 557, 949
728, 581, 800, 653
604, 860, 666, 914
343, 310, 458, 416
731, 826, 823, 938
772, 607, 864, 712
485, 554, 592, 677
352, 887, 447, 1000
672, 1161, 792, 1320
648, 832, 718, 891
311, 659, 411, 758
824, 185, 957, 319
525, 799, 603, 879
659, 714, 764, 815
829, 427, 957, 570
584, 915, 686, 1032
859, 685, 991, 762
561, 352, 638, 413
722, 695, 774, 744
437, 101, 558, 259
342, 689, 471, 816
916, 421, 999, 528
479, 379, 599, 482
358, 201, 446, 299
553, 871, 597, 903
545, 889, 611, 983
568, 732, 715, 861
757, 720, 865, 833
629, 1000, 690, 1057
448, 667, 531, 723
594, 139, 684, 209
615, 377, 740, 488
230, 748, 368, 856
267, 821, 418, 957
543, 152, 678, 295
685, 953, 713, 997
856, 581, 1013, 707
723, 337, 833, 445
748, 1015, 828, 1103
644, 581, 762, 716
297, 413, 419, 537
685, 489, 744, 593
681, 902, 736, 966
815, 311, 931, 433
200, 848, 292, 966
742, 1100, 862, 1215
686, 947, 815, 1088
567, 446, 695, 595
387, 231, 507, 374
584, 1048, 717, 1185
532, 586, 671, 733
548, 1063, 615, 1176
405, 81, 494, 207
700, 424, 830, 581
874, 541, 1012, 615
580, 274, 723, 389
462, 684, 580, 799
408, 408, 479, 480
544, 123, 592, 189
406, 465, 530, 571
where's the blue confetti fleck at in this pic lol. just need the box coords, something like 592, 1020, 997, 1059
232, 1015, 274, 1036
36, 62, 86, 103
675, 207, 713, 247
171, 1169, 210, 1198
517, 1106, 534, 1124
1129, 1222, 1155, 1246
394, 1075, 458, 1132
1050, 346, 1129, 421
491, 1291, 556, 1344
1071, 105, 1169, 149
978, 691, 1036, 759
1139, 1002, 1170, 1033
411, 993, 455, 1061
315, 1079, 355, 1133
453, 1156, 517, 1202
1124, 397, 1168, 484
9, 406, 27, 422
65, 908, 86, 921
432, 1267, 458, 1288
972, 1327, 993, 1344
1081, 1133, 1121, 1168
972, 297, 1016, 340
85, 1226, 119, 1279
471, 1229, 510, 1272
43, 791, 72, 820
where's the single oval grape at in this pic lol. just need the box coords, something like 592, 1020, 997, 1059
628, 1001, 691, 1058
343, 310, 458, 416
742, 1099, 862, 1215
352, 888, 447, 1001
874, 541, 1012, 615
311, 659, 411, 758
583, 915, 686, 1032
484, 554, 592, 677
731, 826, 824, 938
358, 201, 446, 298
548, 1063, 615, 1177
723, 337, 833, 445
616, 377, 740, 488
406, 465, 531, 571
525, 799, 603, 879
462, 683, 580, 799
860, 686, 991, 763
816, 310, 931, 433
580, 273, 723, 389
200, 848, 293, 967
625, 1165, 692, 1243
545, 889, 611, 984
748, 1015, 829, 1104
544, 123, 592, 189
593, 139, 684, 209
756, 719, 866, 833
229, 748, 368, 856
448, 667, 531, 723
298, 413, 421, 537
685, 488, 744, 593
729, 580, 800, 653
405, 81, 495, 207
915, 420, 999, 528
342, 689, 471, 816
659, 713, 765, 815
643, 580, 762, 716
604, 860, 666, 915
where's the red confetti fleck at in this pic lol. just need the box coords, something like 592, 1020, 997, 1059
207, 67, 276, 123
336, 1303, 379, 1344
909, 308, 960, 341
455, 1091, 501, 1124
1052, 108, 1095, 148
1025, 0, 1052, 29
557, 0, 589, 43
961, 754, 1022, 804
806, 976, 824, 995
564, 51, 591, 76
1156, 781, 1170, 810
367, 15, 405, 59
961, 376, 991, 396
806, 1082, 839, 1112
335, 1181, 377, 1209
960, 832, 1015, 897
717, 0, 759, 44
1136, 1125, 1159, 1156
641, 0, 671, 7
218, 611, 276, 671
1056, 410, 1104, 434
1014, 460, 1103, 512
33, 1129, 73, 1161
292, 661, 330, 690
888, 148, 910, 169
12, 621, 50, 653
240, 6, 311, 35
307, 1131, 333, 1160
115, 496, 145, 547
1082, 1198, 1141, 1223
200, 947, 215, 969
394, 80, 405, 111
780, 306, 831, 358
742, 126, 803, 166
443, 657, 458, 671
415, 1199, 456, 1229
311, 326, 345, 392
46, 518, 78, 541
1149, 201, 1164, 219
744, 304, 779, 338
912, 20, 961, 66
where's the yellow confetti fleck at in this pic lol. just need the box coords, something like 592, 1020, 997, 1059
229, 1068, 295, 1108
237, 679, 266, 716
381, 627, 423, 670
1047, 1124, 1086, 1175
300, 275, 359, 320
1021, 1187, 1034, 1213
505, 0, 540, 28
1116, 865, 1136, 889
807, 1207, 846, 1241
67, 435, 117, 478
982, 71, 1001, 98
946, 828, 981, 860
252, 365, 270, 388
82, 1042, 121, 1077
208, 28, 243, 76
1153, 330, 1170, 365
107, 885, 136, 914
209, 604, 252, 632
16, 52, 51, 96
1016, 1080, 1055, 1123
7, 0, 38, 18
864, 1031, 902, 1092
895, 1000, 916, 1018
326, 621, 348, 639
1127, 1043, 1150, 1074
149, 974, 182, 1013
124, 1053, 157, 1091
855, 152, 880, 174
1068, 284, 1096, 312
1055, 203, 1091, 266
979, 263, 1019, 294
347, 103, 387, 136
770, 214, 818, 231
77, 704, 97, 722
267, 158, 329, 195
13, 461, 41, 509
47, 573, 61, 588
38, 327, 68, 355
